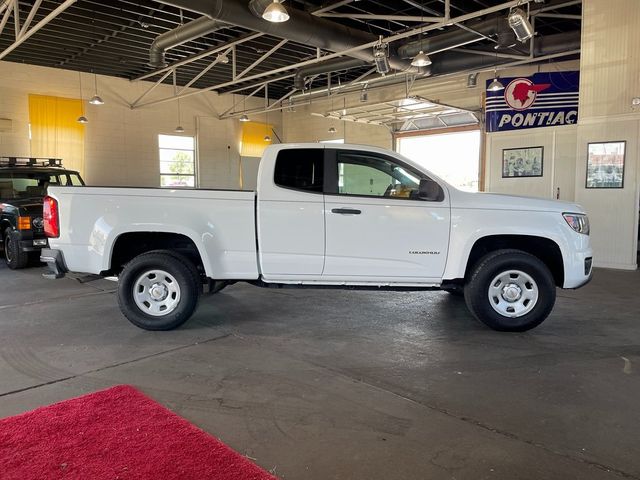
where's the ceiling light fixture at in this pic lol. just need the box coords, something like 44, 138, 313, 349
373, 39, 390, 75
360, 84, 368, 103
217, 52, 229, 64
487, 69, 504, 92
328, 126, 337, 134
262, 0, 290, 23
264, 134, 272, 142
77, 72, 88, 124
89, 73, 104, 105
239, 114, 250, 122
508, 6, 534, 43
411, 50, 432, 67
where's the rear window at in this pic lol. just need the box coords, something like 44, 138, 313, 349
274, 149, 324, 192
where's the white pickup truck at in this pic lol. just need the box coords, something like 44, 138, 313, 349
41, 144, 592, 332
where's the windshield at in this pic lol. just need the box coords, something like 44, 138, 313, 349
0, 171, 83, 199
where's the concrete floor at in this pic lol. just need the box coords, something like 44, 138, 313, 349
0, 262, 639, 480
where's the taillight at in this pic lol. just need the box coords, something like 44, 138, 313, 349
43, 195, 59, 238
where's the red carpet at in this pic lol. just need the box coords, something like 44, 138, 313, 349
0, 385, 277, 480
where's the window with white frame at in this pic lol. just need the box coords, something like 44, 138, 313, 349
159, 134, 196, 187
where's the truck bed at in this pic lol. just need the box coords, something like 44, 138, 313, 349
47, 186, 259, 279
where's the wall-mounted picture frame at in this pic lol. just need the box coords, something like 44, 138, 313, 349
502, 146, 544, 178
586, 141, 626, 189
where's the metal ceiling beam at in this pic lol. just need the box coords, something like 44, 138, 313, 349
0, 0, 78, 61
19, 0, 43, 37
133, 32, 263, 81
235, 38, 288, 81
132, 0, 531, 109
177, 47, 231, 94
312, 1, 358, 15
316, 14, 443, 22
535, 13, 581, 20
0, 1, 14, 38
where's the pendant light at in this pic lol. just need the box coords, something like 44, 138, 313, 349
264, 109, 271, 142
487, 73, 505, 92
411, 51, 432, 67
77, 72, 88, 124
175, 99, 184, 133
173, 70, 184, 132
89, 73, 104, 105
328, 126, 337, 134
486, 15, 504, 92
239, 94, 250, 122
262, 0, 289, 23
411, 1, 432, 68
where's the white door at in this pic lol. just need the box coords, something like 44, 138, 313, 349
258, 147, 326, 278
323, 150, 450, 283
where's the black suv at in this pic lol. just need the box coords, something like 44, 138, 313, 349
0, 157, 84, 269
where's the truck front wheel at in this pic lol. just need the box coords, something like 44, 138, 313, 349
117, 251, 200, 330
464, 249, 556, 332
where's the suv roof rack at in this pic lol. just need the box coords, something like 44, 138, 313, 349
0, 157, 63, 168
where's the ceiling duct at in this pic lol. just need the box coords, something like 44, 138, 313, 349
156, 0, 423, 74
149, 16, 228, 67
397, 17, 505, 60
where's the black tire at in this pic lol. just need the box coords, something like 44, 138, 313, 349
4, 229, 29, 270
464, 249, 556, 332
117, 251, 201, 330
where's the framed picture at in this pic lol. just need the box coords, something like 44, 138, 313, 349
502, 146, 544, 178
586, 141, 626, 189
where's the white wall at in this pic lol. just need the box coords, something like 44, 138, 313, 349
573, 0, 640, 269
0, 61, 280, 190
485, 125, 577, 202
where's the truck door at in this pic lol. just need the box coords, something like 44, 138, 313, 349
257, 147, 326, 278
323, 149, 450, 282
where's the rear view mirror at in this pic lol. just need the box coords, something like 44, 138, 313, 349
418, 178, 444, 201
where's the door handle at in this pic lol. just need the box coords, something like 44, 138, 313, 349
331, 208, 362, 215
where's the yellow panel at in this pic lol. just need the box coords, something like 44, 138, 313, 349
28, 94, 85, 175
240, 121, 274, 158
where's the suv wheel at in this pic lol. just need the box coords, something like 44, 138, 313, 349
4, 229, 29, 270
117, 250, 201, 330
464, 249, 556, 332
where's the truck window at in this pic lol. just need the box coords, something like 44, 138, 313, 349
337, 152, 422, 199
274, 149, 324, 192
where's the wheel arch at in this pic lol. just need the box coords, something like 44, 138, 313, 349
463, 234, 565, 287
106, 231, 209, 277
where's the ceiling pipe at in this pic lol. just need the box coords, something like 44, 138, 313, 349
156, 0, 424, 74
149, 16, 228, 67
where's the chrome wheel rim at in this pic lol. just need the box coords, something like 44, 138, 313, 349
488, 270, 538, 318
133, 269, 181, 317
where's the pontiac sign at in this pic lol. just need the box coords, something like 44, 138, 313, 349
485, 71, 579, 132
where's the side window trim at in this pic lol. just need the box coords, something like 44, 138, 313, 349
326, 149, 443, 202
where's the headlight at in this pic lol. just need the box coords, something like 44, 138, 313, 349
563, 213, 590, 235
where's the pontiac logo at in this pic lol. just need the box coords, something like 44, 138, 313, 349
32, 217, 44, 229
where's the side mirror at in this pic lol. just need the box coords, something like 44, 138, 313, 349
418, 178, 444, 201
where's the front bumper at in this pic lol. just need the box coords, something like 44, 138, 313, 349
563, 249, 593, 289
40, 248, 68, 279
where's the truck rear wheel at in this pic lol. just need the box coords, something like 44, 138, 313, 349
464, 249, 556, 332
117, 251, 200, 330
4, 229, 29, 270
